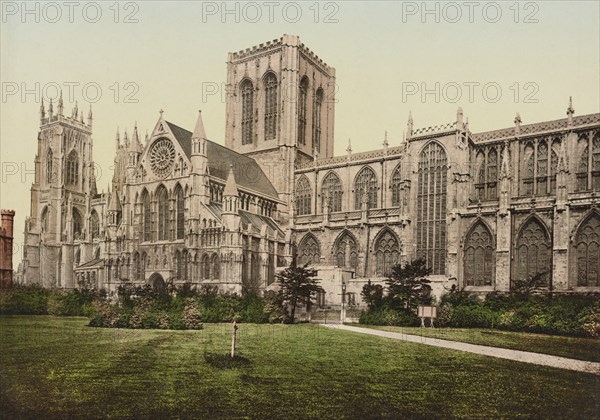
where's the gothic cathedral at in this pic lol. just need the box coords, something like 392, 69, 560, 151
19, 35, 600, 306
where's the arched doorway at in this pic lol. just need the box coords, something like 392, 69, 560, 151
148, 272, 166, 293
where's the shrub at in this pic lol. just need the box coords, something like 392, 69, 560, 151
449, 305, 498, 328
0, 285, 49, 315
183, 300, 203, 330
359, 307, 419, 327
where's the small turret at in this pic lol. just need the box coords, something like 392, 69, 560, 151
567, 96, 575, 126
456, 107, 464, 131
48, 98, 54, 118
115, 127, 121, 150
346, 138, 352, 159
127, 124, 142, 169
514, 113, 522, 135
407, 111, 414, 140
57, 90, 64, 116
87, 104, 93, 127
40, 98, 45, 125
222, 165, 240, 230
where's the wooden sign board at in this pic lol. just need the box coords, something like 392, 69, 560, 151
417, 306, 437, 318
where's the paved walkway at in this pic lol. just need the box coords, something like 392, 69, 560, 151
322, 324, 600, 375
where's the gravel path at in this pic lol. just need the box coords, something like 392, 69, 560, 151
323, 324, 600, 375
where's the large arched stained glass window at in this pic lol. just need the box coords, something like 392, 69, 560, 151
321, 172, 342, 213
374, 230, 400, 277
298, 77, 309, 145
573, 213, 600, 287
264, 73, 277, 140
416, 142, 447, 275
334, 231, 358, 269
514, 218, 551, 286
156, 185, 169, 241
464, 222, 494, 286
354, 166, 378, 210
66, 150, 78, 185
241, 80, 254, 145
298, 234, 320, 265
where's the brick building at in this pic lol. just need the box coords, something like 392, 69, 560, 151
1, 210, 16, 287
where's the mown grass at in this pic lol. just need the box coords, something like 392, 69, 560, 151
1, 316, 598, 419
354, 324, 600, 363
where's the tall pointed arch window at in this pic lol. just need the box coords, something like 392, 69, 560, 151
464, 222, 494, 286
211, 254, 220, 280
298, 234, 320, 265
90, 210, 100, 240
537, 141, 548, 194
241, 80, 254, 145
334, 232, 358, 269
416, 142, 447, 275
72, 208, 82, 238
295, 176, 312, 216
66, 150, 79, 185
514, 218, 551, 286
390, 165, 402, 207
522, 144, 535, 195
314, 88, 324, 153
475, 148, 499, 200
142, 191, 151, 242
573, 213, 600, 287
47, 149, 54, 183
298, 77, 309, 145
175, 186, 184, 240
156, 186, 169, 241
264, 73, 278, 140
354, 167, 378, 210
202, 254, 210, 279
321, 172, 342, 212
374, 230, 400, 277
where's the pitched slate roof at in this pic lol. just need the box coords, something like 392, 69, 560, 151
165, 121, 279, 199
239, 210, 284, 237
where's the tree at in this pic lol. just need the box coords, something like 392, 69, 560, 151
385, 259, 432, 313
361, 280, 384, 310
276, 260, 323, 323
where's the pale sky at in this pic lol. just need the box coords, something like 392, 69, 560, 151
1, 1, 599, 261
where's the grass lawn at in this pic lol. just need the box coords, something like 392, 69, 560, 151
0, 316, 598, 419
352, 324, 600, 363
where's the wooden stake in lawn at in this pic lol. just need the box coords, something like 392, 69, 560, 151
230, 320, 238, 358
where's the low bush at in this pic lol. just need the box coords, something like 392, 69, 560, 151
0, 285, 49, 315
359, 307, 420, 327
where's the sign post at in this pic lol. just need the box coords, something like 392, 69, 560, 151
417, 306, 437, 328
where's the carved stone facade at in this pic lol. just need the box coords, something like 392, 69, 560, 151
17, 35, 600, 307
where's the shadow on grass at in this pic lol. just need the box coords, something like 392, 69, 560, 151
204, 353, 252, 370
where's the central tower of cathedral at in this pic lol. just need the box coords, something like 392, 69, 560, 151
224, 34, 336, 223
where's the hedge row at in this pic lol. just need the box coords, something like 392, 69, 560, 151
89, 289, 285, 329
0, 285, 101, 316
0, 285, 289, 329
359, 292, 600, 337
